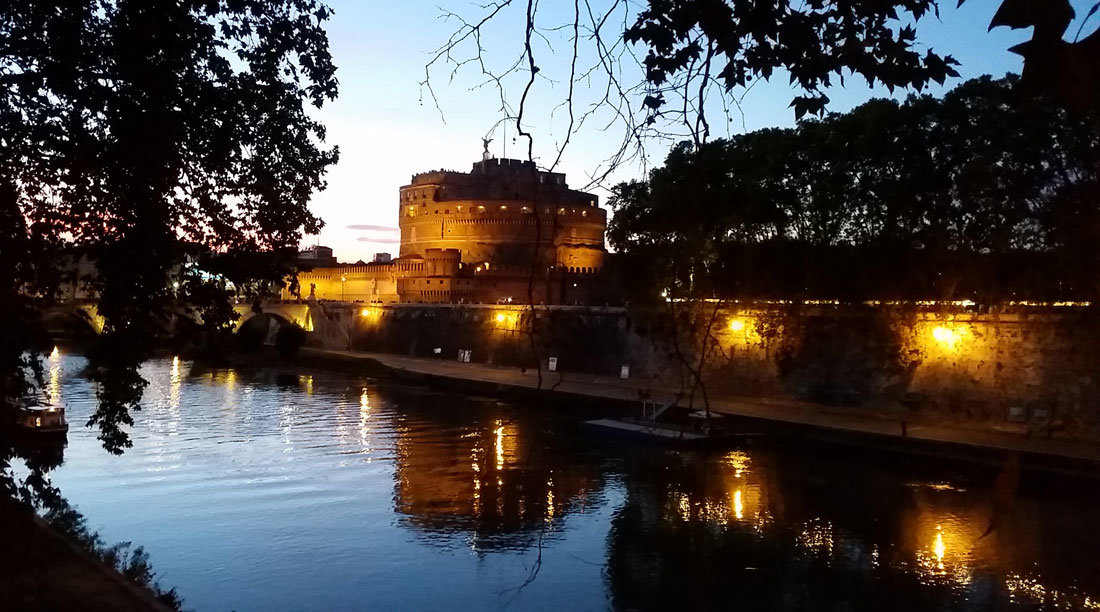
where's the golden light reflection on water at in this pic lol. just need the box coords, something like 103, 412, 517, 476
546, 479, 555, 521
933, 527, 946, 568
358, 387, 373, 457
169, 356, 181, 410
471, 440, 482, 515
653, 448, 1099, 610
723, 450, 751, 478
796, 518, 835, 555
906, 489, 994, 587
666, 450, 768, 528
1005, 573, 1100, 610
48, 346, 62, 402
206, 369, 239, 411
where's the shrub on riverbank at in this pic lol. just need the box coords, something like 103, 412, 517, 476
275, 323, 307, 358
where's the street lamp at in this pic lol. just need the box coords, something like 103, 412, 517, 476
340, 274, 347, 301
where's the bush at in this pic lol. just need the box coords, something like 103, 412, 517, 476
275, 323, 307, 358
775, 312, 905, 406
234, 320, 265, 353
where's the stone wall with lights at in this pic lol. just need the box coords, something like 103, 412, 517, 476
696, 306, 1100, 439
342, 302, 1100, 440
350, 304, 635, 374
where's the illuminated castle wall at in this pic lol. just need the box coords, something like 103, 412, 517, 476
399, 158, 606, 272
289, 157, 607, 305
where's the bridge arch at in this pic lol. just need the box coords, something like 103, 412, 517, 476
233, 303, 312, 333
41, 304, 105, 337
41, 308, 100, 338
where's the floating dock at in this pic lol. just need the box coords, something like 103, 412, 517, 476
582, 418, 709, 443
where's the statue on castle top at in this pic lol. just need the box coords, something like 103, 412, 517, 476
481, 136, 493, 162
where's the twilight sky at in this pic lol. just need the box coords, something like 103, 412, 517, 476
306, 1, 1095, 263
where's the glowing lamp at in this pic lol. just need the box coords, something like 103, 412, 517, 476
729, 319, 745, 332
495, 313, 506, 323
360, 308, 370, 317
932, 326, 963, 349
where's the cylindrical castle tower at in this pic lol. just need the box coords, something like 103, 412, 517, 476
397, 158, 607, 274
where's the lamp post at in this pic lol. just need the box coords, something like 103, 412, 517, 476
340, 274, 347, 301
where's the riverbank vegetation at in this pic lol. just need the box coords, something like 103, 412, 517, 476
608, 75, 1100, 306
1, 436, 181, 609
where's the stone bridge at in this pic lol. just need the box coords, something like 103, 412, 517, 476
43, 299, 358, 349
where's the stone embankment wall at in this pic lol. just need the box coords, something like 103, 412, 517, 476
346, 303, 1100, 440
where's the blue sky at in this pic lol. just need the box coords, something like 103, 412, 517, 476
308, 1, 1096, 262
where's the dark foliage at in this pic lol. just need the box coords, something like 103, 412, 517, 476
1, 0, 338, 452
275, 322, 307, 358
626, 0, 1100, 120
628, 0, 958, 119
608, 75, 1100, 303
775, 312, 907, 406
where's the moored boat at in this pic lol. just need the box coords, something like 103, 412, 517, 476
13, 403, 69, 435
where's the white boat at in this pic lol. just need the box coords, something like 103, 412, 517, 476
13, 403, 69, 434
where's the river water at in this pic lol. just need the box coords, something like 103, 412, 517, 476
27, 351, 1100, 611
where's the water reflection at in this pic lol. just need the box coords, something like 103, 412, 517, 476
32, 355, 1100, 611
605, 445, 1100, 611
390, 393, 605, 551
47, 345, 62, 403
169, 355, 181, 411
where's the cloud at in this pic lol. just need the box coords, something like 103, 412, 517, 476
356, 236, 400, 244
346, 224, 397, 232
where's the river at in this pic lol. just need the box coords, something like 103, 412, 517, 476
25, 350, 1100, 610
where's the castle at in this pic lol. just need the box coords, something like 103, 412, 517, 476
288, 157, 608, 304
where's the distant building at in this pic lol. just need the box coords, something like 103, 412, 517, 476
297, 245, 337, 268
289, 157, 608, 304
373, 252, 392, 263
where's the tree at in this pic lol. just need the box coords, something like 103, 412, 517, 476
425, 0, 1100, 179
608, 75, 1100, 303
1, 0, 339, 452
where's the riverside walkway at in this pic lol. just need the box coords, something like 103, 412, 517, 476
306, 348, 1100, 469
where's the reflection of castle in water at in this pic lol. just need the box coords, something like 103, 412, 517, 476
389, 397, 605, 550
